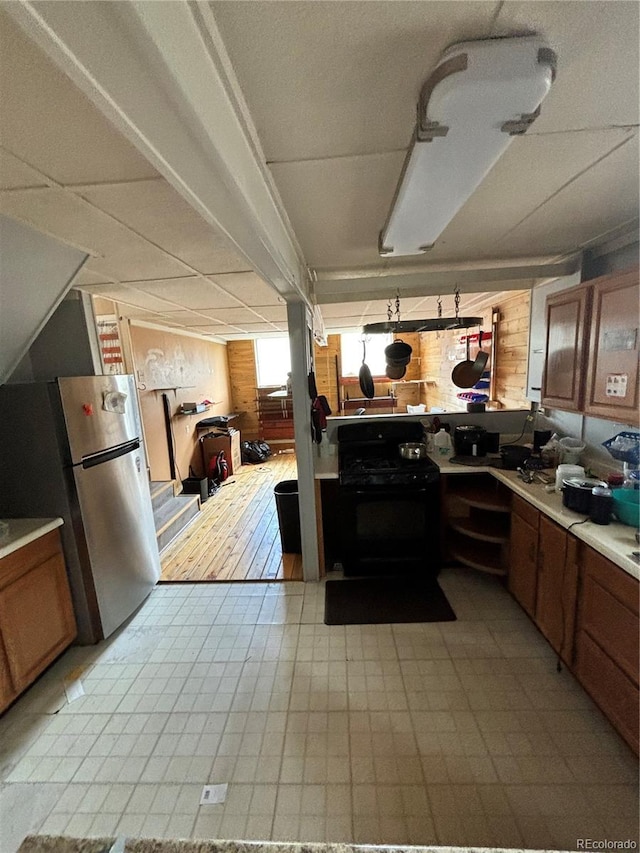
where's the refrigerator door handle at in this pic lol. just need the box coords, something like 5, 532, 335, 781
81, 438, 141, 469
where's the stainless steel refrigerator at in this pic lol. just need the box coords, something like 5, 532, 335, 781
0, 375, 160, 643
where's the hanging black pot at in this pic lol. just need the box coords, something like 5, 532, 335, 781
359, 340, 375, 399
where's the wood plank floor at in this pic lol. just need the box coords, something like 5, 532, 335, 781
160, 452, 303, 583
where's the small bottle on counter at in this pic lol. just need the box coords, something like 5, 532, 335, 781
589, 487, 613, 525
434, 428, 452, 456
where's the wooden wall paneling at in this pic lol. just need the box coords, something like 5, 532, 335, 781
418, 292, 531, 413
227, 340, 260, 440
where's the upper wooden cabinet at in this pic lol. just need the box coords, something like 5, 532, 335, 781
541, 266, 639, 425
584, 267, 640, 425
541, 283, 591, 411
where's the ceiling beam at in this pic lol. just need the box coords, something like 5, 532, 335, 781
313, 255, 582, 303
6, 0, 310, 305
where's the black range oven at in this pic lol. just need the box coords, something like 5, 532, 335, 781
337, 421, 441, 577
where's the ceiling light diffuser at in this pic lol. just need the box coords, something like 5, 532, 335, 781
379, 36, 556, 257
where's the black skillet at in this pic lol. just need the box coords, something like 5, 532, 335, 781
359, 340, 375, 399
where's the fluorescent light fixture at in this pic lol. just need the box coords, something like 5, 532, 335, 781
379, 36, 556, 257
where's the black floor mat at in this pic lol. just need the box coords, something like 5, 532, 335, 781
324, 576, 456, 625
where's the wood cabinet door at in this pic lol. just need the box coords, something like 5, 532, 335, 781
0, 637, 17, 713
0, 551, 77, 693
542, 284, 591, 411
584, 266, 639, 425
536, 516, 578, 663
508, 511, 539, 619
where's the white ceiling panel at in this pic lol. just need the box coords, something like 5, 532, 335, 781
210, 271, 284, 305
271, 127, 636, 270
0, 189, 188, 281
251, 305, 288, 322
427, 128, 638, 261
499, 133, 640, 255
197, 307, 269, 324
75, 283, 182, 313
186, 324, 244, 335
155, 309, 212, 325
495, 1, 640, 132
131, 277, 242, 310
73, 269, 113, 286
77, 179, 250, 274
0, 11, 159, 185
211, 1, 497, 161
228, 322, 287, 333
0, 150, 47, 190
270, 152, 405, 269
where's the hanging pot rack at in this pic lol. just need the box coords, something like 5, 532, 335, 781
363, 287, 482, 334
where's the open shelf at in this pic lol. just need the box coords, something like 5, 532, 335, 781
449, 514, 510, 544
449, 537, 507, 576
452, 485, 511, 513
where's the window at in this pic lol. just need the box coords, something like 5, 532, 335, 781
255, 337, 291, 388
340, 332, 392, 377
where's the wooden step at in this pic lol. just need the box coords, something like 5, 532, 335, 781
154, 494, 201, 554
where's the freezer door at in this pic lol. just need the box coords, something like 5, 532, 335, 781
58, 375, 142, 463
73, 444, 160, 639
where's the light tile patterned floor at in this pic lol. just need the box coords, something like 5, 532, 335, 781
1, 568, 638, 852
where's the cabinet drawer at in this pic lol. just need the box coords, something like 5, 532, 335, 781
511, 493, 539, 529
576, 630, 639, 754
0, 530, 61, 588
579, 567, 639, 685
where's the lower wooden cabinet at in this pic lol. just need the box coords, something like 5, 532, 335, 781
536, 516, 579, 665
509, 499, 577, 663
508, 494, 639, 754
0, 529, 77, 713
508, 495, 539, 618
575, 545, 639, 754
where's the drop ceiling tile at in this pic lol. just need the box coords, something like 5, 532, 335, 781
77, 179, 249, 274
73, 282, 181, 313
272, 127, 637, 270
0, 11, 159, 185
496, 1, 639, 132
498, 133, 640, 256
0, 150, 47, 190
0, 188, 187, 281
73, 269, 113, 286
187, 324, 243, 335
213, 1, 496, 161
131, 277, 242, 310
158, 309, 213, 325
210, 272, 283, 305
196, 306, 266, 324
270, 151, 405, 269
227, 322, 285, 333
250, 305, 288, 322
318, 303, 369, 319
430, 128, 637, 260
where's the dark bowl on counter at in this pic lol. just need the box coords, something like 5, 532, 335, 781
562, 477, 607, 514
499, 444, 531, 470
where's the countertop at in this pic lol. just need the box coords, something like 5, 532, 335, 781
0, 517, 63, 560
18, 837, 573, 853
314, 453, 639, 581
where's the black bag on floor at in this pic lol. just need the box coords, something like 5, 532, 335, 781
241, 440, 268, 464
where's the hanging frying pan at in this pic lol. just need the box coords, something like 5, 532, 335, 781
451, 333, 476, 388
359, 340, 375, 399
469, 330, 489, 381
308, 369, 318, 401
